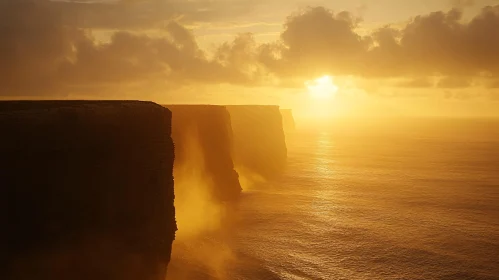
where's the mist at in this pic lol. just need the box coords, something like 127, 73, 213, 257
4, 1, 499, 279
168, 125, 238, 280
173, 127, 225, 239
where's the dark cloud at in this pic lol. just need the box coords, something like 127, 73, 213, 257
361, 26, 404, 77
0, 0, 87, 96
214, 33, 270, 84
370, 5, 499, 78
396, 9, 468, 75
256, 4, 499, 85
256, 7, 369, 78
3, 1, 499, 98
0, 0, 256, 96
62, 26, 255, 88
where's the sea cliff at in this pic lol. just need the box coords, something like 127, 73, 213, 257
280, 109, 296, 131
1, 101, 176, 280
165, 105, 241, 201
227, 105, 287, 180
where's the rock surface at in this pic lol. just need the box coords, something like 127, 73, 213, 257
227, 105, 287, 180
165, 105, 241, 201
280, 109, 296, 131
1, 101, 176, 280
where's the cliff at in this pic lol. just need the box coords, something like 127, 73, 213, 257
165, 105, 241, 201
1, 101, 176, 280
280, 109, 296, 131
226, 105, 287, 180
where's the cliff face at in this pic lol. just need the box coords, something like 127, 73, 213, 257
1, 101, 176, 280
165, 105, 241, 201
226, 105, 287, 180
280, 109, 296, 131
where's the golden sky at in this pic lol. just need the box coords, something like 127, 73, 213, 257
1, 0, 499, 118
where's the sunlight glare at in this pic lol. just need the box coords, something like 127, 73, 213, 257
305, 75, 339, 100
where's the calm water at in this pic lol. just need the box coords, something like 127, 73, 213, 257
168, 119, 499, 280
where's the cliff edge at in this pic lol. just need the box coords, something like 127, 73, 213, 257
1, 101, 176, 280
165, 105, 241, 201
280, 109, 296, 131
227, 105, 287, 180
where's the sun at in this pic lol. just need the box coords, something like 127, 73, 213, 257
305, 75, 339, 100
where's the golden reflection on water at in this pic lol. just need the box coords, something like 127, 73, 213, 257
310, 132, 339, 220
314, 132, 335, 177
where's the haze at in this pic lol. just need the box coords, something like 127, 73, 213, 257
2, 0, 499, 121
3, 1, 499, 280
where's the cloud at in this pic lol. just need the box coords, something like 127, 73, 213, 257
62, 26, 255, 87
257, 4, 499, 84
258, 7, 368, 78
3, 1, 499, 98
0, 0, 257, 96
371, 5, 499, 78
0, 0, 87, 96
214, 33, 274, 85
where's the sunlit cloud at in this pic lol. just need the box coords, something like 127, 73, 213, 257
1, 0, 499, 112
305, 76, 339, 100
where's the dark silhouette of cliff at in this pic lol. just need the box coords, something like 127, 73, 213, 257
165, 105, 241, 201
1, 101, 176, 280
280, 109, 296, 131
226, 105, 287, 180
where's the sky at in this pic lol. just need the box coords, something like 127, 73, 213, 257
1, 0, 499, 118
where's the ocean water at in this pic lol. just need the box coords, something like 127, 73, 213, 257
167, 119, 499, 280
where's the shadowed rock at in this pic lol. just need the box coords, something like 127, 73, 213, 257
1, 101, 176, 280
165, 105, 241, 201
226, 105, 287, 180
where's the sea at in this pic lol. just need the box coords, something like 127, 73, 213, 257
166, 118, 499, 280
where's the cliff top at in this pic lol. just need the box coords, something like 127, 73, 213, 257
0, 100, 164, 112
226, 105, 280, 109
